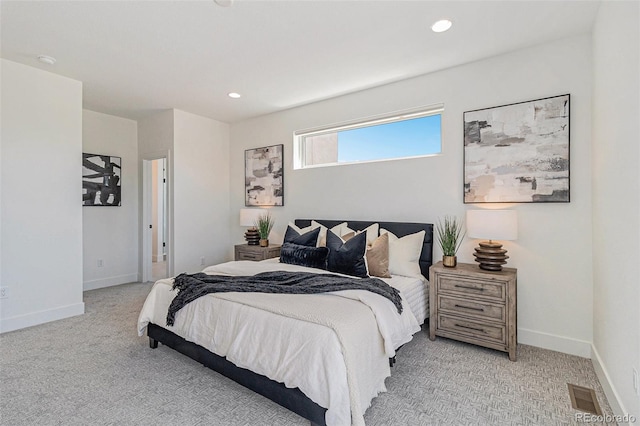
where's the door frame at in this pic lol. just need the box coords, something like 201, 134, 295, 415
141, 150, 172, 282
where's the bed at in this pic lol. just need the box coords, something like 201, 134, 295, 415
137, 219, 433, 425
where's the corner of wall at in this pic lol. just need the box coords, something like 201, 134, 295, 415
591, 344, 628, 421
518, 327, 592, 358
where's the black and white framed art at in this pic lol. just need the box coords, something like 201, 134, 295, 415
464, 94, 570, 203
245, 144, 284, 206
82, 153, 122, 206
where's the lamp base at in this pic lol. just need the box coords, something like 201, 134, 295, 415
244, 228, 260, 245
473, 240, 509, 271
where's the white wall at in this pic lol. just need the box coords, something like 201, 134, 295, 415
592, 1, 640, 420
138, 110, 174, 156
173, 109, 231, 273
82, 110, 139, 290
230, 35, 594, 356
0, 59, 84, 332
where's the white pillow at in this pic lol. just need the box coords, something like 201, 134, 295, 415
312, 220, 348, 247
287, 221, 317, 234
342, 223, 379, 246
288, 221, 348, 247
380, 228, 425, 278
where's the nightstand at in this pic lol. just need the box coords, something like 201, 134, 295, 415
429, 261, 517, 361
234, 244, 281, 261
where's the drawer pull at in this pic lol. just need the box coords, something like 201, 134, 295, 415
454, 304, 484, 312
455, 323, 486, 333
455, 284, 484, 291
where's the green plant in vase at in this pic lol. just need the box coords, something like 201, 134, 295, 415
255, 212, 275, 247
436, 215, 465, 267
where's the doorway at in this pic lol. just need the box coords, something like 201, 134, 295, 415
151, 158, 167, 281
142, 154, 171, 283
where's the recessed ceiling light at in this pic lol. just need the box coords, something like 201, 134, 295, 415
431, 19, 452, 33
37, 55, 56, 65
214, 0, 234, 7
228, 92, 241, 99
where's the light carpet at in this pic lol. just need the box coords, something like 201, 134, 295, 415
0, 282, 613, 425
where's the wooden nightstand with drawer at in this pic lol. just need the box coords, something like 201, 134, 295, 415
429, 261, 517, 361
234, 244, 281, 261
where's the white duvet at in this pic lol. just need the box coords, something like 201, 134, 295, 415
137, 260, 421, 426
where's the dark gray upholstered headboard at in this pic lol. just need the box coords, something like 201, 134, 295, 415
294, 219, 434, 279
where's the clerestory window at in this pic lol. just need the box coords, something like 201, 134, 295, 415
293, 104, 443, 169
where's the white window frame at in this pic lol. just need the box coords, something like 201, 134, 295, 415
293, 104, 444, 170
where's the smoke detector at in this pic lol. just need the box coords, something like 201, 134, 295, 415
37, 55, 57, 65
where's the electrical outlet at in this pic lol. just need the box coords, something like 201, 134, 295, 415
200, 256, 205, 266
97, 259, 104, 267
633, 368, 639, 396
0, 287, 8, 299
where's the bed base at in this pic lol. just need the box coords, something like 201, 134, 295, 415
147, 323, 327, 426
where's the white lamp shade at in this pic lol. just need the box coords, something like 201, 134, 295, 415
239, 208, 263, 227
466, 210, 517, 241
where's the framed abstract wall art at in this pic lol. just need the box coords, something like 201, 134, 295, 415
82, 153, 122, 206
245, 144, 284, 206
464, 94, 570, 203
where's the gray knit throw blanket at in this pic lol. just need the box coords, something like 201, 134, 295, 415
167, 271, 403, 326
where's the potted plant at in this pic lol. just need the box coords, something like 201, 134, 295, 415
436, 216, 465, 267
255, 212, 275, 247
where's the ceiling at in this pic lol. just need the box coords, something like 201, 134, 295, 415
1, 1, 601, 123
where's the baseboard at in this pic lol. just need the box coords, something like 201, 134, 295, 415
0, 302, 85, 334
83, 273, 139, 291
591, 345, 631, 423
518, 327, 592, 358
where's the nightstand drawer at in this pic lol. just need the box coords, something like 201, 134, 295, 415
438, 276, 505, 302
438, 314, 505, 344
430, 262, 517, 361
237, 251, 264, 261
438, 295, 505, 322
234, 244, 281, 262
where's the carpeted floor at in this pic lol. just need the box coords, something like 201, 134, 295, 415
0, 282, 614, 425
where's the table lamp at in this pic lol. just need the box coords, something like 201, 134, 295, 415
240, 208, 262, 245
466, 209, 517, 271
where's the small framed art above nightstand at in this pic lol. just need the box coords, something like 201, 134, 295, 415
429, 261, 517, 361
234, 244, 281, 261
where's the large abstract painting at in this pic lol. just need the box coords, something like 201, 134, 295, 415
464, 94, 570, 203
82, 153, 122, 206
245, 144, 284, 206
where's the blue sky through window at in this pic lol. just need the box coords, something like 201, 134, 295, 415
337, 114, 441, 162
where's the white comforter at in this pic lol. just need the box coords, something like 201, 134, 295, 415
137, 260, 421, 426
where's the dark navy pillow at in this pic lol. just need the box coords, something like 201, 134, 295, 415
279, 242, 329, 270
326, 230, 368, 278
283, 226, 320, 247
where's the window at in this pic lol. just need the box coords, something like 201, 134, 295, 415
294, 105, 443, 169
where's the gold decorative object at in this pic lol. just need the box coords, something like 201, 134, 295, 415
442, 255, 457, 268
